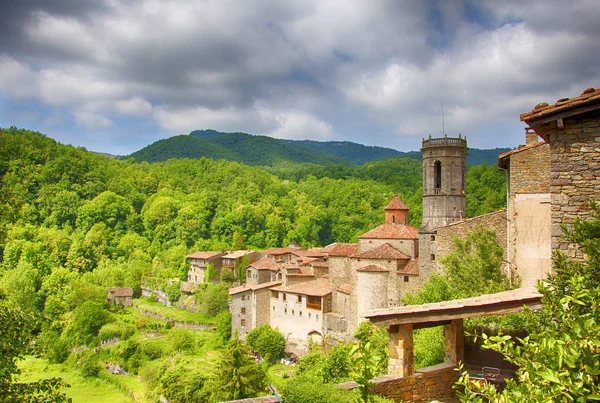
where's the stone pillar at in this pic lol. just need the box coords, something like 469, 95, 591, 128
444, 319, 464, 365
387, 324, 414, 377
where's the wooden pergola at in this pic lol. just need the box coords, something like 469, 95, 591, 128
365, 287, 543, 377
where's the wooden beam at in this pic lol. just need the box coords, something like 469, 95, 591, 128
526, 101, 600, 126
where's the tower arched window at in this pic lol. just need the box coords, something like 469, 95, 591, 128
392, 215, 396, 224
433, 161, 442, 190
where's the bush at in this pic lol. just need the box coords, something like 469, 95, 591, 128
215, 310, 232, 343
39, 330, 70, 364
167, 328, 196, 353
220, 269, 235, 284
246, 325, 285, 362
199, 284, 229, 317
165, 282, 181, 304
141, 341, 164, 360
413, 327, 444, 368
281, 374, 356, 403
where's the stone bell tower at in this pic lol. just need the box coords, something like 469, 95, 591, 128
421, 134, 467, 229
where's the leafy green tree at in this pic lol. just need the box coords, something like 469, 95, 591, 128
402, 273, 451, 305
157, 362, 209, 403
63, 300, 110, 346
215, 310, 232, 343
205, 263, 216, 283
198, 283, 229, 316
164, 282, 181, 305
207, 331, 263, 401
76, 191, 133, 233
0, 292, 71, 402
246, 324, 286, 362
354, 321, 389, 376
457, 203, 600, 402
167, 328, 196, 353
349, 341, 382, 403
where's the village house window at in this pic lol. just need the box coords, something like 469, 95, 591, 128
241, 319, 246, 327
283, 293, 287, 302
434, 160, 442, 190
292, 310, 295, 316
430, 234, 436, 241
284, 308, 287, 314
299, 311, 302, 317
307, 296, 322, 310
271, 290, 279, 299
316, 314, 319, 320
404, 276, 409, 283
241, 307, 246, 314
309, 312, 311, 319
297, 295, 302, 303
273, 306, 275, 311
430, 254, 436, 261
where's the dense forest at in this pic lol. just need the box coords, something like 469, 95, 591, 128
0, 126, 507, 401
128, 129, 510, 167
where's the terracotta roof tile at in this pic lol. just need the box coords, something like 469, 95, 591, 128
229, 281, 281, 295
359, 224, 419, 240
250, 258, 281, 271
222, 250, 256, 259
352, 243, 410, 260
271, 277, 331, 297
357, 264, 389, 273
310, 261, 329, 268
263, 247, 305, 255
399, 259, 419, 275
338, 284, 351, 294
329, 243, 359, 257
107, 287, 133, 297
385, 194, 409, 210
186, 251, 225, 259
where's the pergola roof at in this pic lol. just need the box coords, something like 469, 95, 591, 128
365, 287, 543, 327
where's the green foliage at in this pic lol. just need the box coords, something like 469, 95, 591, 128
298, 342, 353, 383
207, 332, 263, 401
156, 360, 209, 403
220, 269, 235, 284
281, 374, 357, 403
215, 310, 232, 343
402, 274, 452, 305
164, 281, 181, 304
196, 283, 229, 316
413, 327, 444, 368
441, 226, 511, 299
246, 325, 286, 362
204, 263, 216, 283
457, 202, 600, 402
167, 328, 196, 353
0, 291, 71, 402
63, 301, 111, 346
354, 321, 389, 376
349, 341, 382, 403
466, 164, 507, 218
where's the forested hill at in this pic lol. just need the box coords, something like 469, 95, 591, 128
127, 129, 509, 166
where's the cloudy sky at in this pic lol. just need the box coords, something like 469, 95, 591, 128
1, 0, 600, 155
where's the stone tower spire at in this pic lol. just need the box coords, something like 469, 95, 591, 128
421, 134, 467, 229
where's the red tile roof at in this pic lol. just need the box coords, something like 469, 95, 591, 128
329, 243, 359, 257
271, 277, 331, 297
398, 258, 419, 275
186, 251, 224, 259
250, 258, 281, 271
352, 243, 410, 260
229, 281, 281, 295
385, 194, 409, 210
107, 287, 133, 297
359, 224, 419, 240
263, 247, 305, 255
338, 284, 351, 294
310, 261, 329, 268
222, 250, 256, 259
357, 264, 389, 273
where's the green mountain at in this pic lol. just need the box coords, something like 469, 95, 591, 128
128, 129, 510, 167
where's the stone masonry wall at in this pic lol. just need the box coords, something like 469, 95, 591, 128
547, 112, 600, 257
509, 143, 550, 195
434, 209, 508, 273
370, 364, 459, 403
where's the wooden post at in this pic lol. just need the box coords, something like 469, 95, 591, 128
444, 319, 464, 365
387, 324, 414, 377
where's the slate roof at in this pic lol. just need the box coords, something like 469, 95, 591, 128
271, 277, 331, 297
352, 243, 410, 260
229, 281, 281, 295
359, 224, 419, 239
107, 287, 133, 297
357, 264, 389, 273
385, 194, 409, 210
328, 243, 359, 257
186, 251, 224, 259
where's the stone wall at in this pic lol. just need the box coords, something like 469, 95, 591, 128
230, 290, 253, 339
547, 112, 600, 257
435, 209, 508, 273
508, 143, 550, 195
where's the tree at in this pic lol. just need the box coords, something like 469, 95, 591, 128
63, 300, 110, 346
349, 341, 382, 403
207, 331, 263, 401
457, 202, 600, 402
0, 292, 71, 402
246, 324, 286, 362
215, 310, 232, 343
205, 263, 216, 283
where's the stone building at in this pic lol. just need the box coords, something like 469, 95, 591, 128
229, 280, 281, 339
498, 128, 551, 286
186, 251, 224, 283
106, 287, 133, 307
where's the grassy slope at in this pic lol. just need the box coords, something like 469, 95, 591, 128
133, 299, 215, 324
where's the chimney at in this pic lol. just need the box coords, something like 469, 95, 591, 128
525, 127, 538, 145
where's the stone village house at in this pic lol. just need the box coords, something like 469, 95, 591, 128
106, 287, 134, 307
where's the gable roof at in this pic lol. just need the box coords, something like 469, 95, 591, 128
263, 246, 305, 255
107, 287, 133, 297
271, 277, 331, 297
186, 251, 224, 259
229, 281, 281, 295
359, 224, 419, 240
222, 250, 256, 259
398, 258, 419, 275
249, 258, 280, 271
385, 194, 409, 210
352, 243, 410, 260
329, 243, 359, 257
357, 264, 389, 273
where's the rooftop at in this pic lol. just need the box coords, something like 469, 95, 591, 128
250, 258, 281, 271
497, 141, 547, 169
263, 246, 305, 255
272, 277, 331, 297
359, 224, 419, 240
329, 243, 359, 257
352, 243, 410, 260
222, 250, 256, 259
399, 258, 419, 275
338, 284, 351, 294
357, 264, 389, 273
107, 287, 133, 297
385, 194, 409, 210
186, 251, 224, 259
229, 280, 281, 295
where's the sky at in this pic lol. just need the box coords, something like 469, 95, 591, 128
1, 0, 600, 155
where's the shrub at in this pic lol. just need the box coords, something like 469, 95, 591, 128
167, 328, 196, 353
215, 310, 232, 343
165, 282, 181, 304
220, 269, 235, 284
141, 341, 163, 360
246, 325, 285, 362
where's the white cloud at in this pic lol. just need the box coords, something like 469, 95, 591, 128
115, 97, 152, 116
73, 110, 112, 129
0, 55, 39, 99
